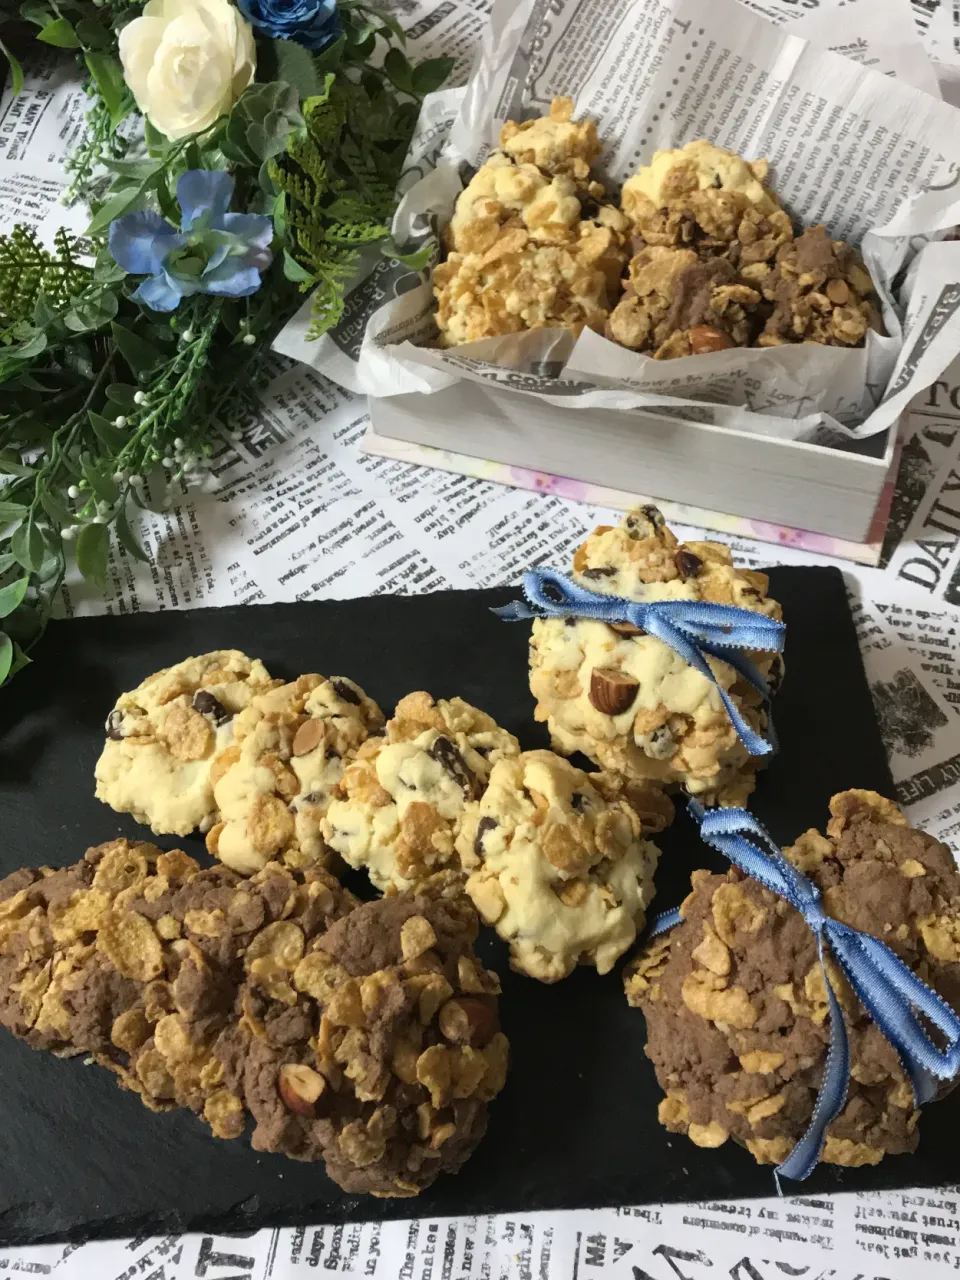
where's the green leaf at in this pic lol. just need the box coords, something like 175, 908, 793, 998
382, 239, 433, 270
0, 37, 24, 97
111, 323, 164, 378
81, 456, 119, 504
0, 577, 28, 620
103, 157, 163, 181
63, 290, 119, 334
37, 16, 79, 47
38, 490, 69, 524
10, 329, 47, 361
144, 118, 170, 156
116, 506, 149, 563
88, 410, 127, 452
0, 500, 27, 522
272, 38, 322, 100
76, 522, 110, 586
8, 641, 31, 680
383, 47, 414, 94
0, 455, 33, 478
0, 632, 11, 686
283, 248, 314, 284
313, 33, 346, 74
86, 188, 141, 237
75, 18, 113, 50
85, 52, 132, 131
19, 1, 52, 27
412, 57, 454, 96
11, 519, 43, 572
0, 554, 18, 574
106, 383, 138, 411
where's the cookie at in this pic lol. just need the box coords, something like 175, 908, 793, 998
323, 692, 521, 892
206, 675, 384, 876
94, 651, 279, 837
625, 790, 960, 1168
235, 882, 509, 1197
756, 226, 880, 349
0, 841, 508, 1197
457, 750, 670, 981
434, 100, 628, 347
622, 141, 778, 219
528, 506, 783, 806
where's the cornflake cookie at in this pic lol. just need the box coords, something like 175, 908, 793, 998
207, 675, 384, 876
621, 141, 779, 218
529, 506, 783, 806
94, 651, 279, 837
457, 750, 670, 982
0, 842, 508, 1197
323, 692, 521, 892
625, 790, 960, 1168
433, 98, 629, 346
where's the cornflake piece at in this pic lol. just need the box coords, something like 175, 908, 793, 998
625, 790, 960, 1168
528, 505, 783, 807
94, 651, 279, 836
323, 692, 520, 892
457, 750, 667, 981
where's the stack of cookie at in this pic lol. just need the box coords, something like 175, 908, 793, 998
432, 102, 880, 359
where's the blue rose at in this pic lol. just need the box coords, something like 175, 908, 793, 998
109, 171, 274, 312
237, 0, 341, 50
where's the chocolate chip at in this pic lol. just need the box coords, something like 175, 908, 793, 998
564, 617, 577, 627
192, 690, 231, 725
104, 710, 125, 741
581, 567, 616, 580
570, 793, 586, 811
712, 173, 723, 188
325, 747, 341, 760
675, 550, 703, 580
474, 816, 498, 857
332, 679, 361, 706
640, 504, 665, 528
301, 791, 324, 805
428, 736, 479, 798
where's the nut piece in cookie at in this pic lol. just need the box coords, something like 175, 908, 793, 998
757, 226, 880, 349
323, 692, 521, 892
240, 885, 508, 1197
626, 790, 960, 1168
622, 141, 779, 220
94, 651, 279, 836
528, 507, 782, 807
457, 750, 667, 982
207, 675, 384, 875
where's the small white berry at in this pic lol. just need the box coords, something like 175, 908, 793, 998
242, 332, 256, 346
61, 525, 76, 541
93, 515, 108, 525
174, 437, 184, 450
67, 484, 80, 499
134, 391, 148, 406
129, 474, 144, 488
230, 430, 243, 440
112, 472, 126, 484
113, 416, 127, 428
180, 329, 195, 342
162, 457, 175, 469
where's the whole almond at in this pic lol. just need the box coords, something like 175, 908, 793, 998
589, 668, 640, 716
689, 325, 735, 354
278, 1063, 326, 1115
438, 997, 499, 1048
292, 718, 325, 757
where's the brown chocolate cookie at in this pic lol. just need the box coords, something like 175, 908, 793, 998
625, 790, 960, 1168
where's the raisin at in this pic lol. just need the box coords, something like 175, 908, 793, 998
674, 550, 703, 580
581, 566, 616, 580
474, 816, 498, 857
428, 736, 479, 798
192, 690, 231, 725
332, 679, 361, 706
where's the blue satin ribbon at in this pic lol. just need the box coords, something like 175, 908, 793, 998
494, 568, 786, 758
652, 801, 960, 1182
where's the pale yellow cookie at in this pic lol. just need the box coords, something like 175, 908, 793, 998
94, 651, 278, 837
457, 751, 664, 982
622, 140, 777, 218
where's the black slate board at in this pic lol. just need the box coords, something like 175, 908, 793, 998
0, 566, 947, 1247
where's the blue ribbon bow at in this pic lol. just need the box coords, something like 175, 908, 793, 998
651, 801, 960, 1182
494, 568, 786, 757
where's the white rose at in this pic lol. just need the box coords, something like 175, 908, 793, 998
119, 0, 256, 141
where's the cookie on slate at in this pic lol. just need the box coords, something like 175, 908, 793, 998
457, 750, 670, 982
206, 674, 384, 875
94, 651, 279, 837
323, 692, 521, 893
0, 842, 508, 1197
528, 505, 782, 807
232, 881, 509, 1197
625, 790, 960, 1168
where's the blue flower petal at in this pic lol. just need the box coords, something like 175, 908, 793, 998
109, 212, 178, 276
177, 170, 235, 231
132, 272, 184, 312
221, 212, 275, 251
236, 0, 339, 49
201, 263, 265, 298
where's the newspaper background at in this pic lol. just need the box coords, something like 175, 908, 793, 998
5, 0, 960, 1276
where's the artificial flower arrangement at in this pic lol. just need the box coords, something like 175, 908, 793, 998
0, 0, 449, 688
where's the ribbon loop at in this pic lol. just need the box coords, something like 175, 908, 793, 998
685, 801, 960, 1180
494, 568, 785, 759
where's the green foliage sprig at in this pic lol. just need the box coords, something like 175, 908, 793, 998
0, 0, 453, 689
